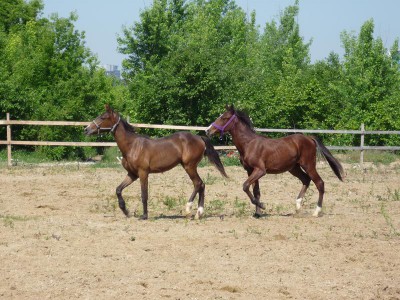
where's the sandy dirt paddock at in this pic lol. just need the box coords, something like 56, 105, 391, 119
1, 160, 400, 299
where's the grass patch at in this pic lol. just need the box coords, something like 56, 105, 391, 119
380, 203, 400, 237
1, 214, 34, 228
220, 155, 241, 166
0, 149, 49, 165
233, 197, 248, 217
162, 195, 186, 211
341, 150, 399, 165
163, 196, 179, 210
89, 195, 117, 214
207, 199, 226, 215
199, 152, 241, 168
203, 173, 218, 185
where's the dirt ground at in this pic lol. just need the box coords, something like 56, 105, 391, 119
1, 159, 400, 299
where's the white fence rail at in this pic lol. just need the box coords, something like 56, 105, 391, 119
1, 113, 400, 167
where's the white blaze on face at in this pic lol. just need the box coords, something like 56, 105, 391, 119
205, 124, 213, 132
206, 113, 223, 134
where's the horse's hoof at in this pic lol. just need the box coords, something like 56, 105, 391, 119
253, 213, 262, 219
139, 215, 148, 220
185, 202, 193, 215
313, 206, 322, 217
123, 209, 131, 218
194, 207, 204, 220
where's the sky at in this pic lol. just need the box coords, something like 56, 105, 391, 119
42, 0, 400, 69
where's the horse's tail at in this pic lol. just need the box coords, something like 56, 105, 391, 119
201, 136, 228, 178
312, 137, 344, 181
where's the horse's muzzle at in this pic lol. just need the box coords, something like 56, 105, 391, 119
84, 125, 95, 135
205, 124, 214, 137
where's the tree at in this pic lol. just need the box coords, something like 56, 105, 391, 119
0, 2, 130, 159
254, 0, 311, 129
339, 19, 400, 145
118, 0, 256, 127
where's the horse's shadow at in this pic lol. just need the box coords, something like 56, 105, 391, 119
153, 214, 186, 220
130, 211, 312, 221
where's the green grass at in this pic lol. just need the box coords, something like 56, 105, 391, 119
1, 214, 34, 228
163, 196, 179, 210
341, 150, 399, 165
233, 197, 248, 217
203, 173, 218, 185
380, 203, 400, 237
207, 199, 226, 215
1, 148, 398, 168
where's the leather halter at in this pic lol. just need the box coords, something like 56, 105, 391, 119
92, 116, 121, 134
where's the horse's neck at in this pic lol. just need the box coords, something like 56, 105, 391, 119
230, 122, 256, 153
113, 123, 137, 155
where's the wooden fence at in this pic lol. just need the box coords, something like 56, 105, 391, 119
1, 113, 400, 167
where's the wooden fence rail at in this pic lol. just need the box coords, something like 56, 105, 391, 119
1, 114, 400, 167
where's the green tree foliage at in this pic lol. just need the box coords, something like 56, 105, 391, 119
338, 19, 400, 145
119, 0, 258, 126
1, 0, 399, 160
0, 0, 129, 159
119, 0, 399, 145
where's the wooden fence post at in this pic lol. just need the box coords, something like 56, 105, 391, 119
360, 123, 365, 166
6, 113, 12, 167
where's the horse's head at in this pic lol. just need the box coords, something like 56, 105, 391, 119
84, 104, 121, 135
206, 104, 236, 138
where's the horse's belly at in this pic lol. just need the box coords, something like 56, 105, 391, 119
149, 149, 181, 172
264, 154, 297, 173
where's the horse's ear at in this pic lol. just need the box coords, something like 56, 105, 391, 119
105, 104, 112, 112
225, 104, 234, 111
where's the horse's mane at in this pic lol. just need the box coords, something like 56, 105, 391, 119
234, 109, 255, 132
120, 117, 136, 133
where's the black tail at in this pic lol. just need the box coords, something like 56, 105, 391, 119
201, 136, 228, 178
312, 137, 344, 181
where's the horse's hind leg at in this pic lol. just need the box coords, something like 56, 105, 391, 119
183, 165, 205, 219
302, 165, 324, 217
116, 173, 138, 217
138, 170, 151, 220
289, 165, 311, 212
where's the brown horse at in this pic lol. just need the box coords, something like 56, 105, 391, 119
85, 104, 227, 220
206, 105, 344, 217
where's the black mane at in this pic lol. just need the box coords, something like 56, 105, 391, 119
120, 117, 136, 133
234, 109, 255, 132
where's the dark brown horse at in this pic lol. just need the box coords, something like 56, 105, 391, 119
85, 104, 227, 220
206, 105, 344, 217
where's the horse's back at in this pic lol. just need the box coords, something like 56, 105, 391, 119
247, 134, 315, 173
174, 132, 205, 164
147, 132, 204, 169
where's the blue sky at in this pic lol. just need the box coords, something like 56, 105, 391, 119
42, 0, 400, 68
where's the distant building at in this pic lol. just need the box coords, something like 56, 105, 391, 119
103, 64, 121, 78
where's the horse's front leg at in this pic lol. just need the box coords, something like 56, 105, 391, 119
246, 167, 263, 217
139, 171, 149, 220
243, 168, 266, 211
253, 180, 263, 217
116, 173, 138, 217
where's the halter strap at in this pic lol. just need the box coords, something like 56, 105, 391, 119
212, 114, 236, 138
93, 116, 121, 134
